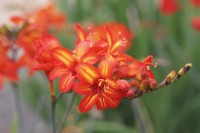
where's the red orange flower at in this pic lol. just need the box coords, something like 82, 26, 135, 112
192, 17, 200, 31
0, 54, 18, 88
33, 34, 62, 73
159, 0, 180, 15
89, 23, 133, 52
27, 3, 66, 29
0, 35, 18, 88
75, 23, 133, 52
190, 0, 200, 7
117, 56, 156, 92
73, 61, 130, 112
49, 40, 97, 93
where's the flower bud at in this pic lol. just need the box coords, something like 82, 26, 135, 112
139, 79, 149, 91
117, 79, 130, 91
150, 79, 157, 89
126, 89, 135, 99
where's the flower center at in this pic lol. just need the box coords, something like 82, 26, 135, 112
94, 78, 108, 95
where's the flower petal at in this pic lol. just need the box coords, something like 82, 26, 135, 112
142, 55, 153, 65
74, 41, 90, 58
79, 94, 98, 112
52, 47, 75, 68
96, 96, 107, 110
76, 23, 86, 41
59, 72, 75, 93
105, 87, 125, 99
96, 94, 119, 110
104, 96, 120, 108
98, 60, 117, 78
49, 65, 69, 80
116, 54, 135, 63
75, 62, 100, 85
33, 63, 54, 71
105, 27, 113, 49
73, 82, 92, 95
81, 52, 98, 64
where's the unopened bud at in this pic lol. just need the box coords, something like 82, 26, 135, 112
185, 63, 192, 68
166, 70, 176, 83
150, 79, 157, 89
117, 80, 130, 91
126, 89, 135, 99
140, 79, 149, 91
178, 68, 184, 76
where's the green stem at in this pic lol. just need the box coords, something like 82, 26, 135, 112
131, 99, 154, 133
51, 93, 63, 133
57, 93, 76, 133
51, 95, 56, 133
12, 83, 25, 133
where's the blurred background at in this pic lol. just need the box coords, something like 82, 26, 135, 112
0, 0, 200, 133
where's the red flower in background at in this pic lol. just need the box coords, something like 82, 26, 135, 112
0, 35, 11, 55
32, 34, 62, 96
0, 1, 67, 77
190, 0, 200, 7
75, 23, 133, 51
27, 3, 66, 29
89, 23, 133, 52
0, 34, 18, 88
33, 34, 62, 73
192, 17, 200, 31
74, 61, 130, 112
159, 0, 180, 15
0, 55, 18, 88
16, 24, 48, 71
0, 36, 18, 88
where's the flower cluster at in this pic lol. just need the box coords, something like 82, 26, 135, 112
0, 2, 192, 113
0, 2, 66, 88
33, 23, 192, 112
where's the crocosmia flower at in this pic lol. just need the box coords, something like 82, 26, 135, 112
192, 17, 200, 31
33, 34, 62, 73
89, 23, 133, 52
49, 40, 97, 93
28, 3, 66, 29
0, 35, 18, 88
159, 0, 180, 15
190, 0, 200, 7
116, 55, 157, 98
73, 61, 130, 112
0, 54, 18, 88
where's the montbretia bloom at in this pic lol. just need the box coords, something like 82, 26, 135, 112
190, 0, 200, 7
73, 61, 130, 112
27, 2, 66, 29
49, 40, 97, 93
33, 34, 61, 73
75, 23, 133, 54
192, 17, 200, 31
0, 54, 18, 88
159, 0, 179, 15
117, 56, 156, 91
89, 23, 133, 52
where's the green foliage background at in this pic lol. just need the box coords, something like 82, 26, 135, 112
19, 0, 200, 133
